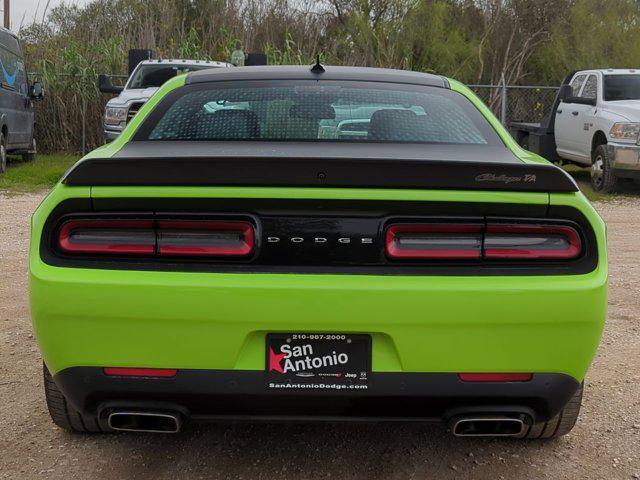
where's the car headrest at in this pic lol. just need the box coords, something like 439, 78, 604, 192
289, 102, 336, 120
368, 109, 422, 141
197, 109, 260, 139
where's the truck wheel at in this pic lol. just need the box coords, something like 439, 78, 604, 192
591, 144, 617, 193
22, 138, 36, 162
0, 133, 6, 173
524, 383, 583, 439
43, 363, 106, 433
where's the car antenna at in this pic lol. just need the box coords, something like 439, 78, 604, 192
310, 54, 325, 74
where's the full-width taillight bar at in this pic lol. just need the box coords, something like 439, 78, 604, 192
57, 219, 255, 258
385, 222, 582, 260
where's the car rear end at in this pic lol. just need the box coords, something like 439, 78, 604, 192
31, 67, 607, 437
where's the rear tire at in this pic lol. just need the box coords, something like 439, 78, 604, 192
524, 383, 583, 439
22, 138, 36, 162
43, 363, 106, 433
591, 144, 617, 193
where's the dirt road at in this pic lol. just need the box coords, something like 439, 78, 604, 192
1, 192, 638, 480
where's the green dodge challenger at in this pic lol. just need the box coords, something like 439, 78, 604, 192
30, 65, 607, 438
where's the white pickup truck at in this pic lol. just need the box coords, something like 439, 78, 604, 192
509, 69, 640, 193
98, 59, 232, 143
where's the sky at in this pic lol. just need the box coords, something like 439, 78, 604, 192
4, 0, 89, 32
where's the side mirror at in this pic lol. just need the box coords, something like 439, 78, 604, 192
30, 81, 44, 100
558, 84, 573, 102
98, 74, 124, 94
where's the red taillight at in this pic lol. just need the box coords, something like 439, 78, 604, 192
458, 373, 533, 382
58, 219, 155, 255
385, 222, 582, 261
57, 219, 255, 258
385, 223, 483, 259
484, 224, 581, 260
157, 221, 254, 257
103, 367, 178, 378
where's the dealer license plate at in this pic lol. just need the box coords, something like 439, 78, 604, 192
266, 333, 371, 390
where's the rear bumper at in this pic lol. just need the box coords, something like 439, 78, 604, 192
53, 367, 580, 424
31, 269, 607, 382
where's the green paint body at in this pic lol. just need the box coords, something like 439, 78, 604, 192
30, 75, 608, 381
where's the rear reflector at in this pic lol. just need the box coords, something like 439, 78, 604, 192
458, 373, 533, 382
484, 224, 581, 260
385, 224, 483, 259
157, 221, 254, 257
58, 219, 155, 255
57, 219, 255, 258
103, 367, 178, 378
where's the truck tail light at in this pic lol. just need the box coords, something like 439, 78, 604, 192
385, 224, 483, 259
157, 221, 254, 257
484, 224, 581, 260
56, 219, 255, 258
57, 219, 155, 255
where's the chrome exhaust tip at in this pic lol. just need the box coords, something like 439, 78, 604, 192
107, 411, 182, 433
451, 416, 526, 437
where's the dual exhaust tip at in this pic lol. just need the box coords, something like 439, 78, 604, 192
450, 415, 528, 437
108, 411, 182, 433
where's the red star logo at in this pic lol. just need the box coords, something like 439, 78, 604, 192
269, 347, 286, 373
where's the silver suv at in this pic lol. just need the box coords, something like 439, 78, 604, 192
99, 59, 231, 142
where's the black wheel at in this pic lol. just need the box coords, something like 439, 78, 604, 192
0, 132, 6, 174
591, 144, 617, 193
22, 138, 36, 162
43, 363, 106, 433
524, 383, 583, 439
520, 134, 529, 151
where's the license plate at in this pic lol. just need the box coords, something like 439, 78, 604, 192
266, 333, 371, 390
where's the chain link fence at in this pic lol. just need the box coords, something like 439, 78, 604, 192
469, 83, 559, 125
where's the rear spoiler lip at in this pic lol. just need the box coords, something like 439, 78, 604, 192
62, 157, 579, 193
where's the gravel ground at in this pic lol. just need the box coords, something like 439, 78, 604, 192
0, 192, 638, 480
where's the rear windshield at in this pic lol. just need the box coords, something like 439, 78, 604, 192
136, 81, 502, 145
603, 74, 640, 101
127, 64, 221, 89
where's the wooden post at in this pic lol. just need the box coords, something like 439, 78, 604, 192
3, 0, 9, 30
